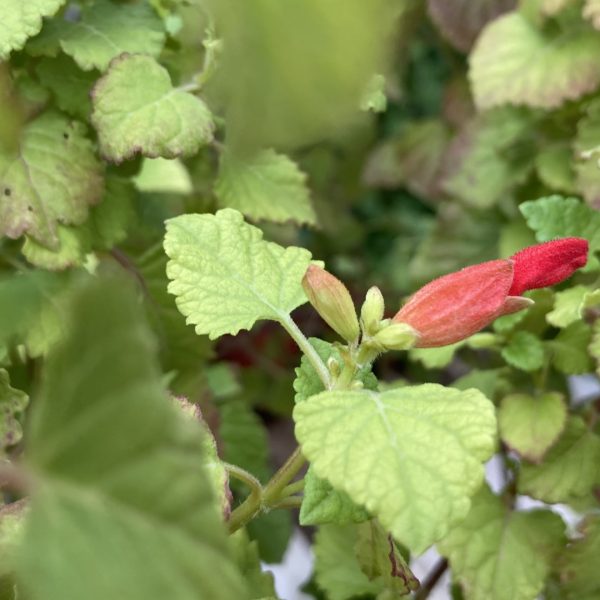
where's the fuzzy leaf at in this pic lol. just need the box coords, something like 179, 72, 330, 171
294, 384, 496, 553
19, 279, 247, 600
164, 209, 314, 339
518, 416, 600, 503
300, 466, 369, 526
0, 0, 65, 59
470, 12, 600, 109
215, 149, 316, 225
427, 0, 516, 52
92, 54, 214, 163
409, 342, 464, 369
0, 111, 103, 249
501, 331, 545, 372
559, 515, 600, 599
547, 286, 588, 328
58, 2, 165, 71
498, 392, 567, 462
0, 370, 28, 454
438, 484, 565, 600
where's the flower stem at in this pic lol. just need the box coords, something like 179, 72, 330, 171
225, 463, 263, 534
279, 314, 331, 388
262, 447, 306, 506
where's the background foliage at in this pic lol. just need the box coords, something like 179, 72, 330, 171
1, 0, 600, 598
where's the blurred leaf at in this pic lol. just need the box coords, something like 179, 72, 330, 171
301, 466, 369, 526
164, 209, 314, 339
501, 331, 545, 372
92, 54, 214, 163
546, 286, 588, 328
58, 2, 165, 71
498, 392, 567, 462
409, 342, 463, 369
229, 530, 276, 598
133, 158, 193, 195
452, 368, 511, 401
209, 0, 392, 150
0, 501, 27, 579
550, 321, 593, 374
360, 74, 387, 113
535, 143, 577, 193
0, 0, 65, 59
215, 149, 316, 225
313, 524, 383, 600
440, 108, 532, 208
438, 484, 565, 600
558, 515, 600, 599
470, 11, 600, 109
0, 111, 103, 250
35, 55, 96, 120
518, 416, 600, 503
575, 98, 600, 208
584, 0, 600, 28
0, 369, 28, 455
19, 278, 248, 600
246, 508, 292, 564
294, 385, 496, 553
427, 0, 516, 52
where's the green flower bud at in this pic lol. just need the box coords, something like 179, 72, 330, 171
302, 265, 360, 343
360, 286, 385, 335
372, 322, 419, 351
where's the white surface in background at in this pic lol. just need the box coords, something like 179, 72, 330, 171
263, 530, 313, 600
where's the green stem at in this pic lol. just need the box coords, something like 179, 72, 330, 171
262, 447, 306, 506
225, 464, 263, 534
269, 496, 303, 510
281, 479, 305, 497
279, 314, 331, 389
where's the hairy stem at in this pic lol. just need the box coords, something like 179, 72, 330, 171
269, 496, 303, 510
281, 479, 305, 497
262, 447, 306, 505
225, 463, 263, 534
279, 314, 331, 388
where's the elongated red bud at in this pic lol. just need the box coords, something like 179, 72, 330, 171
302, 265, 360, 343
393, 260, 513, 348
509, 238, 588, 296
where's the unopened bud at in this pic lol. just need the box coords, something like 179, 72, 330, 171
360, 286, 385, 335
372, 322, 419, 351
351, 380, 364, 390
302, 265, 360, 343
327, 357, 341, 377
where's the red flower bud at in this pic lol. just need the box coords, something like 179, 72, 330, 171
393, 260, 513, 348
393, 238, 589, 348
508, 238, 589, 296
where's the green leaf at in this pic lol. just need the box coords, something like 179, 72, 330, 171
439, 108, 532, 208
470, 11, 600, 109
246, 508, 292, 565
438, 484, 565, 600
215, 149, 316, 225
501, 331, 545, 371
428, 0, 516, 52
547, 286, 588, 328
584, 0, 600, 28
590, 318, 600, 376
0, 500, 27, 579
0, 111, 103, 249
559, 515, 600, 599
165, 209, 314, 339
0, 0, 65, 59
360, 74, 387, 113
518, 416, 600, 503
498, 392, 567, 462
133, 158, 192, 195
35, 55, 96, 120
293, 338, 377, 404
294, 384, 496, 553
58, 2, 165, 71
409, 342, 464, 369
354, 519, 419, 594
551, 321, 593, 374
18, 279, 248, 600
0, 370, 28, 455
535, 144, 577, 194
520, 196, 600, 260
208, 0, 392, 151
229, 530, 276, 599
300, 466, 369, 526
574, 98, 600, 208
313, 525, 384, 600
91, 54, 214, 163
452, 368, 511, 402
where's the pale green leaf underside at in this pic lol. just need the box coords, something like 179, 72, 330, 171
294, 384, 496, 553
438, 484, 565, 600
498, 392, 566, 462
518, 416, 600, 503
0, 111, 103, 249
92, 54, 214, 163
470, 12, 600, 109
547, 286, 588, 328
58, 2, 165, 71
0, 0, 65, 59
215, 149, 316, 225
20, 280, 247, 600
165, 208, 313, 339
